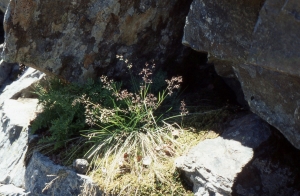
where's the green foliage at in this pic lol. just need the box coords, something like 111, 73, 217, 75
31, 78, 112, 149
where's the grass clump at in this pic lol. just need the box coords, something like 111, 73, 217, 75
78, 57, 187, 193
31, 56, 229, 195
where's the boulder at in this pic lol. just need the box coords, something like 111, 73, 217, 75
183, 0, 300, 149
176, 113, 271, 195
3, 0, 192, 82
25, 152, 101, 196
0, 98, 39, 188
0, 69, 100, 195
177, 112, 300, 195
182, 0, 264, 66
233, 122, 300, 195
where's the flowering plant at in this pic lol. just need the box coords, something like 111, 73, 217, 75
79, 57, 187, 193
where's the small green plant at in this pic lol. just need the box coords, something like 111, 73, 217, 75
31, 78, 112, 149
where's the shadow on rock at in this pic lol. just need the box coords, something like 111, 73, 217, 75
233, 126, 300, 195
176, 112, 300, 195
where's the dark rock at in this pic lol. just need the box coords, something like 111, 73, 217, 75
0, 11, 4, 43
3, 0, 193, 82
182, 0, 264, 64
233, 63, 300, 152
183, 0, 300, 150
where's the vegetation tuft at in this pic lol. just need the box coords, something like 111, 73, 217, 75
31, 56, 230, 195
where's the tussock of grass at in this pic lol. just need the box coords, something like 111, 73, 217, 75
30, 56, 231, 195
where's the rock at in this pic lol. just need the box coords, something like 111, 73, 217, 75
0, 67, 45, 104
182, 0, 264, 66
0, 184, 28, 196
0, 44, 20, 87
176, 113, 271, 195
0, 98, 101, 195
233, 124, 300, 195
25, 152, 101, 196
221, 113, 271, 149
0, 98, 39, 188
233, 64, 300, 150
0, 59, 16, 86
0, 0, 9, 13
183, 0, 300, 150
3, 0, 193, 82
73, 159, 89, 174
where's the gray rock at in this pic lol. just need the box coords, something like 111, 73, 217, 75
0, 65, 100, 195
25, 152, 101, 196
176, 113, 271, 196
233, 124, 300, 195
73, 159, 89, 174
3, 0, 192, 82
0, 98, 100, 196
0, 67, 45, 104
233, 63, 300, 151
0, 184, 28, 196
182, 0, 263, 65
183, 0, 300, 150
222, 113, 271, 149
0, 43, 20, 87
0, 98, 39, 188
0, 0, 9, 13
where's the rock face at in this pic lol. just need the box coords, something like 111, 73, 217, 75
3, 0, 192, 82
183, 0, 300, 149
176, 113, 271, 195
